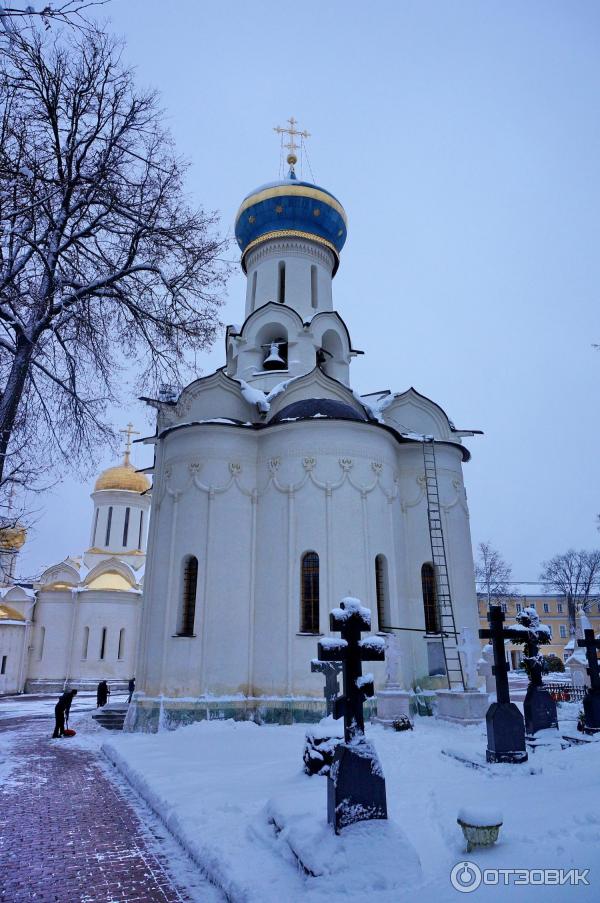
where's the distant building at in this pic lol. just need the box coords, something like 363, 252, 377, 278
477, 593, 600, 669
0, 434, 150, 695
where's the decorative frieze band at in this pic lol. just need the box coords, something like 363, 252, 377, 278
159, 457, 469, 514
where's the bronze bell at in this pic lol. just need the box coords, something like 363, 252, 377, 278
263, 341, 286, 371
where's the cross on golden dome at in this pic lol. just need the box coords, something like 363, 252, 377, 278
120, 422, 140, 466
273, 116, 310, 167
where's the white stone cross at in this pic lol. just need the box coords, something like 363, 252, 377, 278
458, 627, 480, 691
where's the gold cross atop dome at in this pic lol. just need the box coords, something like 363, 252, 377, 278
120, 422, 140, 466
273, 116, 310, 167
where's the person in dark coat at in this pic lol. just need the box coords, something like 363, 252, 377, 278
52, 689, 78, 738
127, 677, 135, 704
96, 680, 110, 708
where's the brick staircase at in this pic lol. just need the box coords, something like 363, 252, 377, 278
91, 704, 128, 731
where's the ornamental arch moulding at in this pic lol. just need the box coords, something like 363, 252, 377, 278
380, 387, 455, 441
165, 370, 252, 426
266, 367, 368, 422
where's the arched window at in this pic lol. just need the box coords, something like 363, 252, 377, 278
82, 626, 89, 660
100, 627, 107, 660
251, 270, 257, 309
177, 556, 198, 636
300, 551, 320, 633
105, 507, 113, 546
421, 563, 440, 634
92, 509, 99, 546
278, 261, 286, 303
138, 511, 144, 549
375, 554, 391, 632
122, 507, 130, 546
38, 626, 45, 661
118, 628, 125, 660
310, 265, 318, 308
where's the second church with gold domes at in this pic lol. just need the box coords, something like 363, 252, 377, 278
0, 426, 150, 694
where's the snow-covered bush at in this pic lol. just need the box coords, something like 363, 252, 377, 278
303, 727, 343, 776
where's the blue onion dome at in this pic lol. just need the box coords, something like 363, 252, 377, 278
235, 172, 348, 275
270, 398, 367, 424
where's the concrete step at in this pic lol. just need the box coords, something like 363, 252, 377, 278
92, 706, 128, 731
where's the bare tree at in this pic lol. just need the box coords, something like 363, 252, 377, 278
0, 1, 108, 34
474, 541, 514, 609
540, 549, 600, 636
0, 28, 228, 496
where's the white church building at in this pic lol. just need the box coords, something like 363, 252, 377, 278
0, 433, 150, 696
128, 143, 482, 730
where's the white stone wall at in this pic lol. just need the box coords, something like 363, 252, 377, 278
244, 237, 335, 319
89, 489, 150, 556
137, 418, 479, 700
0, 623, 27, 694
26, 590, 140, 686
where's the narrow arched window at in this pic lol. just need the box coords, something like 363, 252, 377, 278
300, 551, 319, 633
278, 261, 285, 303
100, 627, 107, 660
82, 626, 89, 660
105, 507, 113, 546
38, 626, 45, 661
310, 265, 318, 308
178, 556, 198, 636
251, 270, 257, 309
122, 507, 130, 546
375, 554, 391, 632
138, 510, 144, 549
421, 563, 440, 634
118, 628, 125, 660
92, 509, 99, 546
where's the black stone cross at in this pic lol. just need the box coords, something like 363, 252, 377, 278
317, 597, 387, 831
479, 606, 519, 704
311, 659, 342, 716
577, 629, 600, 734
318, 598, 385, 743
479, 606, 528, 763
511, 607, 558, 735
578, 629, 600, 690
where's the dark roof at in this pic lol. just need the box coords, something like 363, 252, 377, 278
270, 398, 368, 424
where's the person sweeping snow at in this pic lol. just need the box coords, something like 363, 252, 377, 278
52, 689, 78, 739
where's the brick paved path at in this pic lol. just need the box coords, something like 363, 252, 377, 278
0, 720, 220, 903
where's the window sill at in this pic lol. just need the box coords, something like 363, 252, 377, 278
172, 634, 197, 638
296, 632, 324, 637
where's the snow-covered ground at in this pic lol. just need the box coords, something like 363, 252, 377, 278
94, 708, 600, 902
0, 691, 129, 721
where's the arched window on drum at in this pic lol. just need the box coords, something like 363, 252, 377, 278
300, 552, 320, 634
177, 556, 199, 637
375, 554, 391, 632
421, 562, 440, 634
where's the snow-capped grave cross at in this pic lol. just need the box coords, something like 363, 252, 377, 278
317, 597, 388, 832
479, 606, 528, 763
577, 629, 600, 734
510, 607, 558, 736
311, 659, 342, 716
318, 597, 385, 742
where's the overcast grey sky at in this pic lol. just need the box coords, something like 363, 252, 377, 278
17, 0, 600, 583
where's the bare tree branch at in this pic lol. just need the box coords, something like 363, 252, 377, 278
0, 26, 229, 503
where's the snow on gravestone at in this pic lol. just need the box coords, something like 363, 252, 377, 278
317, 597, 388, 833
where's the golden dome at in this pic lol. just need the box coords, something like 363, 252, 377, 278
0, 524, 27, 551
0, 602, 25, 621
94, 462, 150, 493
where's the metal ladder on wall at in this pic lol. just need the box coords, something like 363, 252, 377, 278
422, 438, 465, 690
